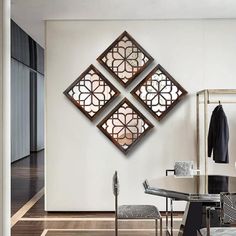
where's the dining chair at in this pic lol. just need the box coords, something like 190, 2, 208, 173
198, 192, 236, 236
113, 171, 162, 236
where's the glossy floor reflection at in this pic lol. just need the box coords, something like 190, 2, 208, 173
11, 150, 44, 215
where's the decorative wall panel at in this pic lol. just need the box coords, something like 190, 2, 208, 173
97, 31, 153, 87
64, 64, 120, 121
97, 98, 154, 154
131, 64, 187, 121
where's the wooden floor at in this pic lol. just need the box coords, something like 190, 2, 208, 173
11, 150, 44, 215
11, 152, 181, 236
12, 206, 181, 236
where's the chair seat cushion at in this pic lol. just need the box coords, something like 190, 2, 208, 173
118, 205, 161, 219
200, 227, 236, 236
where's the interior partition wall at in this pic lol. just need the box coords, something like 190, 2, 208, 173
11, 59, 30, 162
11, 20, 44, 162
30, 71, 44, 152
1, 0, 11, 234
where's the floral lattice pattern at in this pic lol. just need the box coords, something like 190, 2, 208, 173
97, 98, 154, 154
131, 64, 187, 121
97, 31, 153, 87
64, 65, 120, 120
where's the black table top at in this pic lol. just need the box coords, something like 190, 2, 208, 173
144, 175, 236, 202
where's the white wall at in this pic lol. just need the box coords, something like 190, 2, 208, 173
45, 20, 236, 211
0, 0, 11, 234
0, 0, 3, 229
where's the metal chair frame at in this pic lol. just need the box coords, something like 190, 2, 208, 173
113, 171, 162, 236
165, 169, 175, 236
203, 192, 236, 236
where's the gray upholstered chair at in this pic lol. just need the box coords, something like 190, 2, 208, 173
113, 171, 162, 236
198, 192, 236, 236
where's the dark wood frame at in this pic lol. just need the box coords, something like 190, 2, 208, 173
63, 64, 120, 121
131, 64, 188, 121
97, 31, 154, 88
97, 98, 154, 155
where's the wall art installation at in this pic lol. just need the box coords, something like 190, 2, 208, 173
131, 64, 187, 121
63, 31, 188, 154
97, 31, 154, 88
97, 98, 154, 154
64, 64, 120, 121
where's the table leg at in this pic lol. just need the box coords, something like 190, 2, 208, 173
178, 202, 203, 236
170, 199, 173, 236
178, 202, 220, 236
166, 197, 168, 229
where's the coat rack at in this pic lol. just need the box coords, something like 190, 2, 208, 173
196, 89, 236, 177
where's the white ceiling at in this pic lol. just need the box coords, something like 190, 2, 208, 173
11, 0, 236, 47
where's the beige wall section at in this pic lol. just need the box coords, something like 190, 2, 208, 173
0, 0, 3, 231
0, 0, 11, 235
45, 20, 236, 212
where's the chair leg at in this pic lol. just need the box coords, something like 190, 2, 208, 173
155, 219, 158, 236
206, 207, 211, 236
166, 197, 168, 230
170, 199, 173, 236
160, 218, 162, 236
115, 218, 118, 236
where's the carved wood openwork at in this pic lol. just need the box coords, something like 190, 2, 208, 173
131, 64, 187, 121
97, 31, 154, 87
64, 64, 120, 121
97, 98, 154, 154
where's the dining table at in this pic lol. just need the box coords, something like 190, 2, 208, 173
143, 175, 236, 236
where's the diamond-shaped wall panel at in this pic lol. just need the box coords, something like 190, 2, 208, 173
97, 31, 154, 87
131, 64, 187, 121
64, 64, 120, 121
97, 98, 154, 154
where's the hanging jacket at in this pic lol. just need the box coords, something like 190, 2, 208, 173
208, 105, 229, 164
208, 175, 229, 194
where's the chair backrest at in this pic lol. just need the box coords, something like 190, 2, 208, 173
221, 192, 236, 224
174, 161, 194, 176
112, 171, 119, 236
113, 171, 119, 197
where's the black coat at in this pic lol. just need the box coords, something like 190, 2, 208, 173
208, 105, 229, 164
